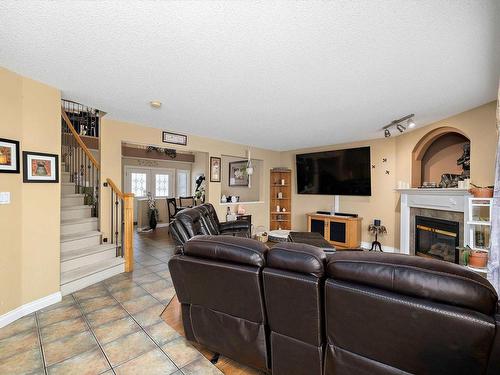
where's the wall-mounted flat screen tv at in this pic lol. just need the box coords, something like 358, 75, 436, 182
296, 146, 371, 196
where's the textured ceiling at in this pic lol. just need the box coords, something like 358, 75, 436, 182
0, 1, 499, 151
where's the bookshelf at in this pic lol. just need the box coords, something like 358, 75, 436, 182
270, 168, 292, 230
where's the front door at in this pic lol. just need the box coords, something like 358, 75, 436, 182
124, 167, 175, 223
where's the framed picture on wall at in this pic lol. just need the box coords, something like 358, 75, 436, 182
162, 131, 187, 146
23, 151, 59, 183
0, 138, 20, 173
210, 156, 221, 182
229, 160, 249, 186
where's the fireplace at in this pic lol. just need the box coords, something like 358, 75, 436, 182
415, 216, 460, 264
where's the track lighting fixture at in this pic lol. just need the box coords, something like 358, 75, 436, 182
382, 114, 415, 138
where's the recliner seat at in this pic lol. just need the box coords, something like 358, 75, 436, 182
169, 203, 251, 248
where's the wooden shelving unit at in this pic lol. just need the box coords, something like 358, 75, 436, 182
270, 169, 292, 230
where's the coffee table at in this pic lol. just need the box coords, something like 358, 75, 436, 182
288, 231, 335, 253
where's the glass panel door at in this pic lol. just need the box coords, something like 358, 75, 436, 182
151, 168, 175, 199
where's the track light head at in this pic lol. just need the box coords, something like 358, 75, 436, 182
407, 118, 416, 128
384, 129, 391, 138
397, 123, 406, 133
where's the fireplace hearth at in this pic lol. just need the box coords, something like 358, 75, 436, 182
415, 216, 460, 264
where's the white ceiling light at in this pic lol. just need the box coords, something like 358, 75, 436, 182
150, 100, 162, 109
407, 118, 416, 128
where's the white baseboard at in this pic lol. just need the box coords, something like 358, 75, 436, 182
361, 241, 399, 253
0, 292, 62, 329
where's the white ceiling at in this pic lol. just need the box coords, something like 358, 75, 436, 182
0, 1, 499, 151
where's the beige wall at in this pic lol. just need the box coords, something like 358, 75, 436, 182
100, 118, 282, 239
0, 67, 61, 316
281, 137, 398, 247
221, 155, 262, 203
282, 102, 498, 250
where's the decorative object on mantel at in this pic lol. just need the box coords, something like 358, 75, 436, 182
469, 184, 494, 198
162, 131, 187, 146
146, 146, 177, 159
368, 221, 387, 251
0, 137, 20, 173
383, 114, 416, 137
210, 157, 221, 182
147, 192, 159, 230
437, 142, 470, 188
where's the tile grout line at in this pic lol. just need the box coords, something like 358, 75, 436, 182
34, 312, 49, 375
102, 278, 182, 374
72, 293, 117, 375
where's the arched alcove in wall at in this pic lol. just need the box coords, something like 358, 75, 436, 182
411, 126, 470, 187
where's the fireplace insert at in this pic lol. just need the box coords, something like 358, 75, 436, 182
415, 216, 460, 264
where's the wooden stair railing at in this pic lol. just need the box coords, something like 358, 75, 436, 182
61, 105, 134, 272
105, 178, 135, 272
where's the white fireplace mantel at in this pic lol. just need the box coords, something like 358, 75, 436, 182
397, 188, 472, 255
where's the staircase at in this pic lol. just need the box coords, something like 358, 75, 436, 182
59, 100, 129, 296
60, 164, 125, 295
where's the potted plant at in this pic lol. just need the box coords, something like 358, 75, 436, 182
147, 193, 159, 230
469, 183, 494, 198
463, 246, 489, 269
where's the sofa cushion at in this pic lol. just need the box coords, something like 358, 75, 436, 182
327, 251, 498, 315
268, 242, 326, 277
184, 235, 268, 267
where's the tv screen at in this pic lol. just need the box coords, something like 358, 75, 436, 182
296, 146, 371, 196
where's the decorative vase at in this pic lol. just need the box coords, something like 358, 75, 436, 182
149, 209, 157, 230
468, 250, 488, 268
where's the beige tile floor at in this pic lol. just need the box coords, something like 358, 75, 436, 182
0, 227, 222, 375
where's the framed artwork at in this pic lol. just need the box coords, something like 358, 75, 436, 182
210, 157, 221, 182
162, 131, 187, 146
0, 138, 20, 173
229, 160, 249, 187
23, 151, 59, 183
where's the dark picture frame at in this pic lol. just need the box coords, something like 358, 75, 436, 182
0, 138, 20, 174
210, 156, 221, 182
229, 160, 249, 187
23, 151, 59, 183
162, 131, 187, 146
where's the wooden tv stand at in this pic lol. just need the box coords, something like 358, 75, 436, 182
306, 213, 362, 249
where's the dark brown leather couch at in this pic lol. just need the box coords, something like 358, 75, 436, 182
168, 235, 500, 374
169, 235, 270, 371
169, 203, 250, 247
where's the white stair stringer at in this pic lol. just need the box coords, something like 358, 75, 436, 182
59, 161, 125, 295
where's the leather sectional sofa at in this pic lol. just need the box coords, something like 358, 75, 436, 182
169, 203, 250, 246
169, 235, 500, 375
